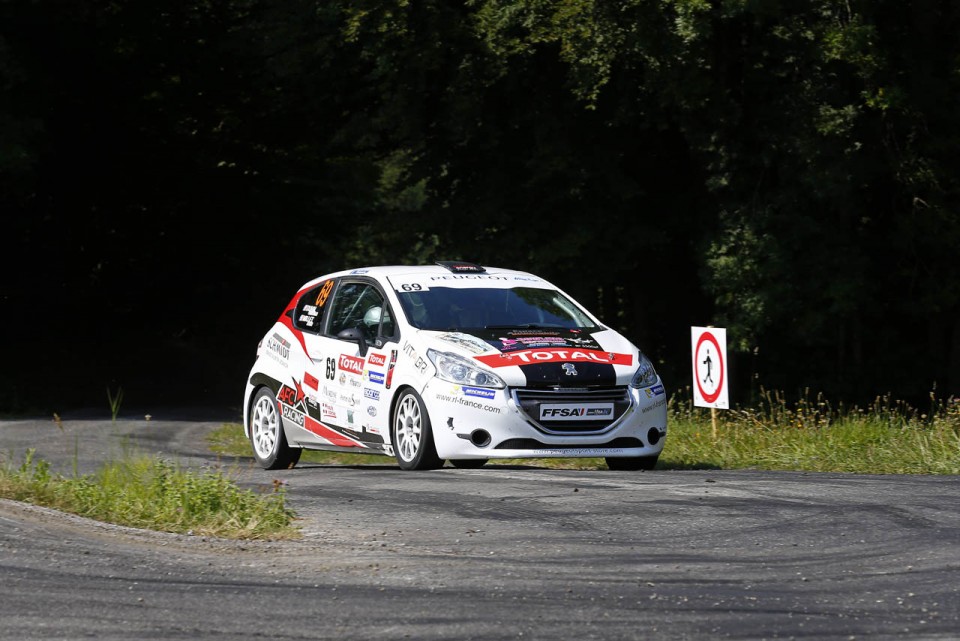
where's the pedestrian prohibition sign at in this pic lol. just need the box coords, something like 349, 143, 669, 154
691, 326, 728, 409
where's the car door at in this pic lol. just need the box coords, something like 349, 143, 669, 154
284, 277, 338, 445
314, 279, 400, 450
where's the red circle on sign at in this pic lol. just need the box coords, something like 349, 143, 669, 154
695, 331, 724, 404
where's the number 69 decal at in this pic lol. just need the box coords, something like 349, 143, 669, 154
315, 280, 334, 307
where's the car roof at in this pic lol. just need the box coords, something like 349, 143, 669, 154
290, 264, 565, 297
358, 264, 531, 276
310, 264, 543, 283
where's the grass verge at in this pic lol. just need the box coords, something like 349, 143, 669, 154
0, 449, 299, 539
213, 388, 960, 474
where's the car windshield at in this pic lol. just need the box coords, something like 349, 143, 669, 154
396, 286, 597, 331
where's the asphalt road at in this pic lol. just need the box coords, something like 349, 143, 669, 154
1, 414, 958, 640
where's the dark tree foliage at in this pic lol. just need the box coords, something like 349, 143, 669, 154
2, 0, 958, 412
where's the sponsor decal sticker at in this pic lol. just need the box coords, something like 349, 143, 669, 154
524, 448, 625, 456
367, 406, 377, 417
281, 404, 305, 426
539, 403, 614, 421
368, 352, 387, 367
642, 398, 668, 413
462, 386, 496, 400
645, 384, 666, 398
428, 274, 508, 281
363, 388, 380, 401
499, 336, 570, 351
386, 350, 398, 389
277, 379, 306, 408
267, 333, 290, 360
367, 371, 385, 385
303, 372, 319, 390
322, 403, 337, 419
437, 333, 490, 355
475, 349, 633, 368
403, 341, 428, 374
435, 392, 502, 414
339, 354, 364, 376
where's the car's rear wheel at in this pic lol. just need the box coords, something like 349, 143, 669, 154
450, 459, 488, 469
392, 389, 442, 470
606, 455, 658, 471
249, 387, 302, 470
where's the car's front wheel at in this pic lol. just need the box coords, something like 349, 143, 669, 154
249, 387, 302, 470
606, 455, 658, 471
392, 389, 442, 470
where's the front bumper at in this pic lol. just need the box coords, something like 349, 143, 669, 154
423, 378, 668, 460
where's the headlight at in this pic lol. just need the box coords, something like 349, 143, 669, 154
630, 352, 659, 388
427, 349, 505, 389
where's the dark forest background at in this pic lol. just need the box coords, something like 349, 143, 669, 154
2, 1, 959, 416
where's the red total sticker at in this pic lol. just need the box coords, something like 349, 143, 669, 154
695, 331, 724, 404
474, 348, 633, 368
339, 354, 364, 375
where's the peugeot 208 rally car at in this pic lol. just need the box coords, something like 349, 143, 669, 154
243, 262, 667, 470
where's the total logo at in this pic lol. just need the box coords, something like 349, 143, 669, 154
339, 354, 364, 376
368, 353, 387, 367
476, 349, 633, 368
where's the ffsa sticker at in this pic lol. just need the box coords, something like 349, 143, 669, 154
539, 403, 613, 421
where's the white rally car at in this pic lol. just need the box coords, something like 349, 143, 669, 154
243, 262, 667, 471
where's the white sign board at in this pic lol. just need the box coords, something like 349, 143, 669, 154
691, 326, 728, 409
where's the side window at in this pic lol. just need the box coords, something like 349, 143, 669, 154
328, 283, 385, 339
379, 305, 397, 341
293, 279, 335, 333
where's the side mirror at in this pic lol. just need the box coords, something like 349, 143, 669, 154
336, 327, 368, 357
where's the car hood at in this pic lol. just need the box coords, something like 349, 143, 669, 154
422, 328, 639, 388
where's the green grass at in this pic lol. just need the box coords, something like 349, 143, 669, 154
0, 449, 299, 539
663, 388, 960, 474
215, 388, 960, 474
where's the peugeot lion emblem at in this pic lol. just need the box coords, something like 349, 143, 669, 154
562, 363, 578, 376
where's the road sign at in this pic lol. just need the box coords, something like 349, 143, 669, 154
692, 326, 728, 409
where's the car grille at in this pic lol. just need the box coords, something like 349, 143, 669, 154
511, 386, 632, 435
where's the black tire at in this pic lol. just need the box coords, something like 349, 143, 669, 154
391, 389, 442, 470
606, 455, 658, 471
450, 459, 488, 469
249, 387, 302, 470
